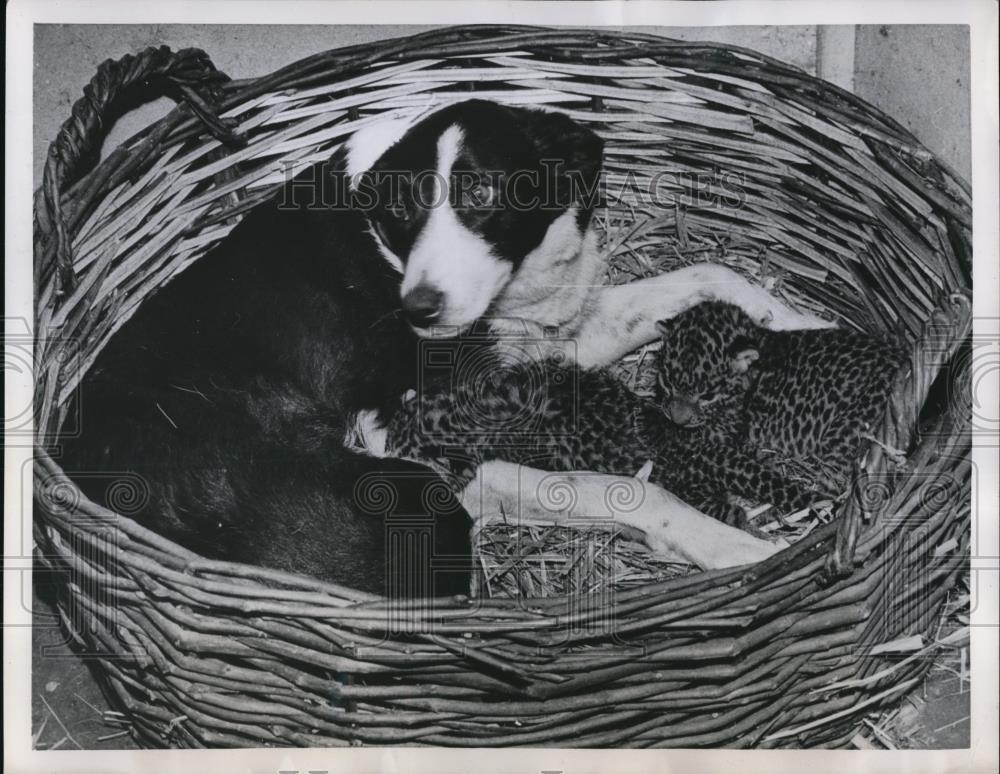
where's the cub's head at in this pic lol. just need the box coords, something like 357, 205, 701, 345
344, 100, 603, 334
654, 301, 762, 427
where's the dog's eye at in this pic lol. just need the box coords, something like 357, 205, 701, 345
463, 182, 495, 209
387, 200, 410, 221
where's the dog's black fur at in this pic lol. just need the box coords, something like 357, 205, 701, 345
61, 101, 603, 597
64, 181, 474, 596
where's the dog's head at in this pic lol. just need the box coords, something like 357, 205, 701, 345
344, 100, 604, 334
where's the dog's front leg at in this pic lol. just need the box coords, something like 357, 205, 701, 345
571, 263, 833, 368
461, 460, 784, 570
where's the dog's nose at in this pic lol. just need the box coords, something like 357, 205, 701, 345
401, 284, 444, 328
667, 395, 698, 426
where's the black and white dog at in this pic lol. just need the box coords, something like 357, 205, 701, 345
65, 100, 829, 596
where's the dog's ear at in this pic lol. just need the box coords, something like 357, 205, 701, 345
518, 108, 604, 212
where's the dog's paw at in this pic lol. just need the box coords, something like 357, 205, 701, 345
694, 531, 786, 569
766, 305, 836, 331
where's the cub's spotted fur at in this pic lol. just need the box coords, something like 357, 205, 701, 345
654, 300, 908, 483
385, 344, 818, 528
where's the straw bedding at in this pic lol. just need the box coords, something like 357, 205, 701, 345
33, 26, 971, 748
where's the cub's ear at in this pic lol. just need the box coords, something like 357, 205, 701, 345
517, 107, 604, 211
654, 319, 672, 337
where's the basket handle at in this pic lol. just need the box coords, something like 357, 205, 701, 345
37, 46, 244, 298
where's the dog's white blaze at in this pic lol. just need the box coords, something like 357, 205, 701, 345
401, 125, 512, 332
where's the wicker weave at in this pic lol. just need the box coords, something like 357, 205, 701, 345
33, 26, 972, 748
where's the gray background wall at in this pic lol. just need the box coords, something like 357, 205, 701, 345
853, 25, 971, 180
32, 24, 971, 186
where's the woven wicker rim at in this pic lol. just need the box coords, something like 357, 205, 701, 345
32, 26, 972, 748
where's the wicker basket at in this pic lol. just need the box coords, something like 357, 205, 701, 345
33, 26, 972, 748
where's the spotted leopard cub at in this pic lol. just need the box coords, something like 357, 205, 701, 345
384, 345, 818, 527
654, 300, 909, 485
